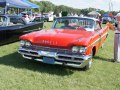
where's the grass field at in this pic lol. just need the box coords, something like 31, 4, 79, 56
0, 22, 120, 90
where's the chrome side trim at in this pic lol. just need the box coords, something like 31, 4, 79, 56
88, 32, 108, 48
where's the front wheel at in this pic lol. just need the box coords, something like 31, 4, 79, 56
82, 50, 93, 70
82, 59, 92, 70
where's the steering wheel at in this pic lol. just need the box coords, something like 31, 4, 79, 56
61, 26, 76, 29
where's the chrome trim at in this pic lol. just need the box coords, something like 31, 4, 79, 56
18, 48, 92, 68
88, 32, 108, 47
18, 48, 39, 57
22, 54, 91, 68
23, 27, 42, 33
21, 45, 81, 56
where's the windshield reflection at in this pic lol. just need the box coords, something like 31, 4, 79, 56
53, 18, 95, 31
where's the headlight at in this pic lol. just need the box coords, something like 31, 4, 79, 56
72, 46, 87, 53
20, 40, 31, 47
25, 41, 31, 47
20, 40, 25, 46
72, 46, 79, 53
79, 47, 86, 53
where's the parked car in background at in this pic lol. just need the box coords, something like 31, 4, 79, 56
18, 16, 109, 70
32, 16, 45, 23
102, 17, 112, 24
0, 15, 44, 45
43, 13, 54, 22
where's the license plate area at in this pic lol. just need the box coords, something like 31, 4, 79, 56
43, 57, 55, 64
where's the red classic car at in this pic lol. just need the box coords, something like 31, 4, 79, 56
18, 17, 109, 70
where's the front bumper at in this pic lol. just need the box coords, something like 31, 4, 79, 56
18, 47, 92, 68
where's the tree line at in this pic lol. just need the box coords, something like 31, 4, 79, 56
30, 0, 119, 16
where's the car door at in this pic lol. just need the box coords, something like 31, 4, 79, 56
94, 21, 102, 48
95, 21, 108, 48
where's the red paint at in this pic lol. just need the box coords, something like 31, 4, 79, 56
20, 26, 109, 56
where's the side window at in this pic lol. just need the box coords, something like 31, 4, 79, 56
95, 21, 101, 30
9, 18, 25, 26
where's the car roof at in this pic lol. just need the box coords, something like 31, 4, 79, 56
0, 14, 22, 18
56, 16, 99, 21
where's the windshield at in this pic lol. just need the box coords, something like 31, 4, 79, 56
53, 18, 95, 31
102, 17, 112, 20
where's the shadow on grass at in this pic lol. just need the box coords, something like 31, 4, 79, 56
0, 52, 76, 76
94, 56, 113, 62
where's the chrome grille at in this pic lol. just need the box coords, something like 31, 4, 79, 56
22, 45, 81, 55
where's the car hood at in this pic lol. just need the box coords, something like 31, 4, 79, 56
20, 29, 93, 48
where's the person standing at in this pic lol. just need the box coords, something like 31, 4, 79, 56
24, 14, 30, 24
114, 13, 120, 62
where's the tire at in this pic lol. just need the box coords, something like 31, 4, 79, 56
82, 50, 93, 71
83, 59, 92, 71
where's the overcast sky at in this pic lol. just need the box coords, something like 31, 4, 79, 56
36, 0, 120, 11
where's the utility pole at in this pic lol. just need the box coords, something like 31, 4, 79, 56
109, 0, 113, 12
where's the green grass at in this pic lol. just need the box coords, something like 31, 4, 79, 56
44, 22, 53, 29
0, 22, 120, 90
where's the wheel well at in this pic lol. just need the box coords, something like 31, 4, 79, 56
92, 47, 96, 57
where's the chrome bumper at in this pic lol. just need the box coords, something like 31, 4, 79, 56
18, 48, 92, 68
